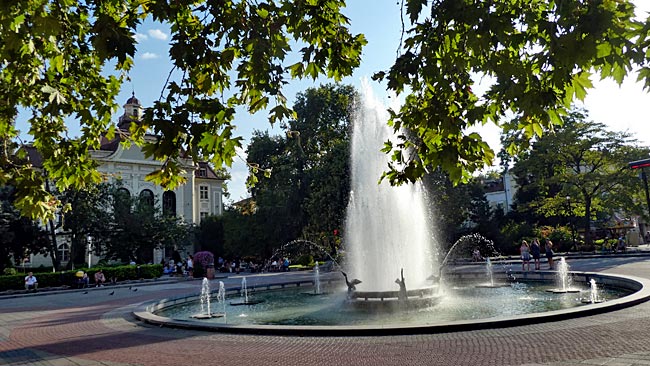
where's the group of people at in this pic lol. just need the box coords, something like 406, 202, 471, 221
75, 269, 107, 288
163, 255, 194, 277
266, 258, 291, 272
520, 238, 555, 271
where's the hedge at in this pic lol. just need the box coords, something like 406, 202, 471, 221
0, 264, 163, 291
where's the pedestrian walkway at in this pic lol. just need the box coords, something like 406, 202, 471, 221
2, 257, 650, 366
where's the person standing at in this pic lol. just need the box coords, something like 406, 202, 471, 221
530, 238, 542, 270
187, 255, 194, 278
545, 239, 555, 270
24, 272, 38, 292
520, 240, 531, 271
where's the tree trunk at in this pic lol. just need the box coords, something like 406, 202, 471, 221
47, 217, 60, 271
583, 195, 593, 245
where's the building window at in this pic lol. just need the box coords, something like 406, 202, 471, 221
114, 188, 131, 215
198, 168, 207, 177
200, 186, 209, 200
139, 189, 154, 207
200, 212, 209, 221
163, 191, 176, 217
58, 244, 70, 262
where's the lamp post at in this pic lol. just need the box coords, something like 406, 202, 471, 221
87, 236, 92, 269
566, 196, 576, 251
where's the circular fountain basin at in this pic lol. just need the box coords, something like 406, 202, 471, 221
134, 271, 650, 336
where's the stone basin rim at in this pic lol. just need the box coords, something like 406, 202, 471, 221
132, 271, 650, 337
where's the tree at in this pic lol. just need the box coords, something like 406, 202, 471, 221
1, 0, 365, 220
506, 109, 649, 245
0, 186, 49, 273
241, 84, 356, 256
103, 186, 194, 263
59, 183, 113, 268
4, 0, 650, 219
195, 215, 225, 256
374, 0, 650, 187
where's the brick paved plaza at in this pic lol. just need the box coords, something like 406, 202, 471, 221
2, 256, 650, 366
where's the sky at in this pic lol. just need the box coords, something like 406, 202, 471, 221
15, 1, 650, 203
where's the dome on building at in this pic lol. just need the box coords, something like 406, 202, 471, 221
118, 92, 144, 130
125, 93, 140, 105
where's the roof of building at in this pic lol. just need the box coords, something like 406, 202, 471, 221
195, 161, 223, 180
20, 145, 43, 168
125, 92, 140, 105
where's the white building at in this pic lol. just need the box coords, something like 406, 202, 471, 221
483, 171, 517, 214
26, 94, 225, 268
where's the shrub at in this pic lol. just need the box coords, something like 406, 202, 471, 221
0, 264, 163, 291
193, 251, 214, 268
3, 268, 16, 275
296, 254, 314, 267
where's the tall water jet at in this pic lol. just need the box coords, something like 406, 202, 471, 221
314, 262, 321, 295
231, 277, 264, 306
192, 278, 219, 319
487, 257, 494, 286
581, 278, 604, 304
547, 257, 580, 293
345, 83, 437, 291
241, 277, 248, 304
200, 278, 211, 316
217, 281, 226, 319
475, 257, 509, 288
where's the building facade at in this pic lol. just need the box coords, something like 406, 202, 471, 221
27, 94, 225, 268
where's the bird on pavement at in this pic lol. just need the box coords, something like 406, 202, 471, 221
82, 291, 88, 294
109, 290, 115, 295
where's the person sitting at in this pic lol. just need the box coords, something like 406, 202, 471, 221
24, 272, 38, 292
78, 272, 89, 289
94, 270, 106, 287
472, 248, 482, 262
617, 235, 627, 253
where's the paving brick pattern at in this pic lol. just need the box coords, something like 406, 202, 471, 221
2, 259, 650, 365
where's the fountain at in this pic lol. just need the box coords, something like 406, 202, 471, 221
475, 257, 510, 288
192, 278, 223, 319
547, 257, 581, 293
314, 262, 321, 294
344, 82, 440, 309
216, 281, 226, 319
137, 84, 649, 335
230, 277, 264, 306
302, 262, 332, 296
582, 279, 604, 304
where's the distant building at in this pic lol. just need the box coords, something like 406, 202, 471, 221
26, 94, 225, 268
482, 171, 517, 214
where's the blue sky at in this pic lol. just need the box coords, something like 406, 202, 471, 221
15, 1, 650, 202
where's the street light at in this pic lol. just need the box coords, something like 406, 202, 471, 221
87, 236, 93, 269
566, 196, 577, 251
